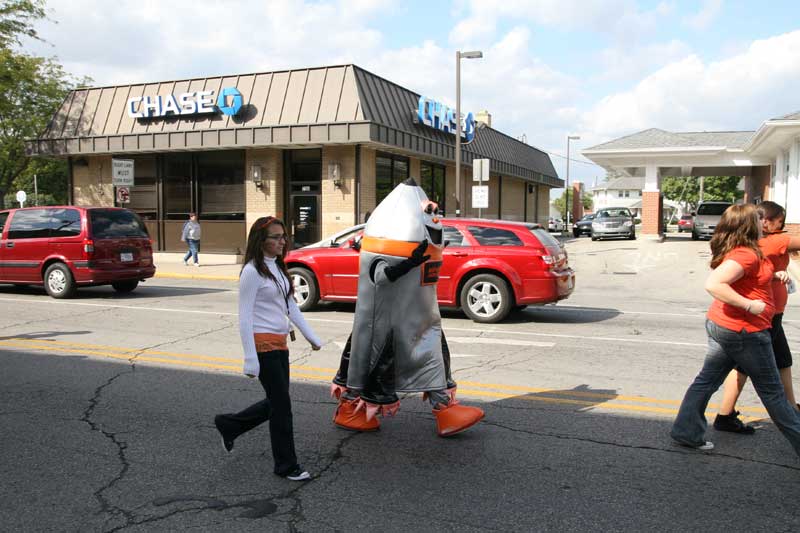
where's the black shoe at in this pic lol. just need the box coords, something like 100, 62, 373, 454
282, 466, 311, 481
713, 411, 755, 434
214, 415, 235, 452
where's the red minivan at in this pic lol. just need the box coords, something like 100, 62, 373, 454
0, 206, 155, 298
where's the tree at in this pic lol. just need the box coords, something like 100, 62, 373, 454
554, 190, 593, 219
0, 48, 78, 208
0, 0, 45, 48
661, 176, 744, 212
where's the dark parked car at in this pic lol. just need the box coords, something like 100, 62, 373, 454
590, 207, 636, 241
285, 218, 575, 323
573, 214, 594, 237
0, 206, 155, 298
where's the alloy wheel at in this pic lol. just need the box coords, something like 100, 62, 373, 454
48, 269, 67, 294
292, 273, 309, 305
467, 281, 502, 319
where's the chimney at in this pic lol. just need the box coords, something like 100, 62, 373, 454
475, 110, 492, 128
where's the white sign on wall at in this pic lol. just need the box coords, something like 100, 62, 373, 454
472, 185, 489, 209
473, 158, 490, 182
112, 159, 135, 187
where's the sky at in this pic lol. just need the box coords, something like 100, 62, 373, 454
23, 0, 800, 196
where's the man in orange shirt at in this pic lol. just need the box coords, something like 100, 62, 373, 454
714, 201, 800, 433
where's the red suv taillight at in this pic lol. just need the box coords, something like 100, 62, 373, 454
83, 238, 95, 257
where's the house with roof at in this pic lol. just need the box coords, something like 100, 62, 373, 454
582, 112, 800, 237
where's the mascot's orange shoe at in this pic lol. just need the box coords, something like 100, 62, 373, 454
333, 398, 380, 432
433, 403, 484, 437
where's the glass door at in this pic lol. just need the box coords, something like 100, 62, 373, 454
290, 193, 320, 248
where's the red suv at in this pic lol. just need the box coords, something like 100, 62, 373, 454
285, 218, 575, 323
0, 206, 155, 298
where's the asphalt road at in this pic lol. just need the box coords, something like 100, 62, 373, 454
2, 234, 799, 532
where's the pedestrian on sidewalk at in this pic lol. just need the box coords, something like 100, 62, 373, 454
714, 201, 800, 433
181, 212, 202, 267
670, 203, 800, 456
214, 216, 323, 481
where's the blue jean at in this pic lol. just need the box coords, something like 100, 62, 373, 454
671, 319, 800, 457
183, 239, 199, 264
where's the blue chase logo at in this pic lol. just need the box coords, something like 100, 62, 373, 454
216, 87, 243, 116
128, 86, 244, 118
417, 95, 475, 143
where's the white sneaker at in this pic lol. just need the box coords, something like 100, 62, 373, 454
675, 440, 714, 451
194, 263, 200, 268
183, 260, 188, 266
284, 467, 311, 481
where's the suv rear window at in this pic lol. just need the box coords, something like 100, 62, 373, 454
697, 203, 731, 216
529, 227, 560, 247
467, 226, 523, 246
90, 209, 149, 239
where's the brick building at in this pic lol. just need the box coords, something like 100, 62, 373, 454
28, 64, 561, 254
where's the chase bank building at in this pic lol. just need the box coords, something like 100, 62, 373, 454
29, 65, 561, 254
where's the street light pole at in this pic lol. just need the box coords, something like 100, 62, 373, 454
565, 135, 580, 227
455, 50, 482, 217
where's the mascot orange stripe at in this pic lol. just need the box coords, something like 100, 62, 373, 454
360, 236, 443, 261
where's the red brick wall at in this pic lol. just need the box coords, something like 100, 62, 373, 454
745, 165, 771, 203
641, 191, 662, 235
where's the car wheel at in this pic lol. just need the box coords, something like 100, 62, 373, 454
44, 263, 76, 299
112, 280, 139, 293
460, 273, 512, 324
289, 267, 319, 311
691, 231, 699, 241
591, 234, 598, 241
572, 228, 580, 238
629, 232, 636, 240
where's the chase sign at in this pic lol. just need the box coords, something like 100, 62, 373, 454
417, 95, 475, 142
127, 87, 243, 118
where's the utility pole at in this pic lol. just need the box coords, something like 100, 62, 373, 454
34, 174, 38, 206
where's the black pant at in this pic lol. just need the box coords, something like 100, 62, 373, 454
217, 350, 298, 476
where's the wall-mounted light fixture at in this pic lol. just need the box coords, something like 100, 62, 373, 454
328, 161, 343, 189
251, 164, 264, 189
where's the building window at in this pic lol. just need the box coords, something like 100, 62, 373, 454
376, 152, 409, 205
624, 190, 630, 197
618, 190, 623, 198
421, 161, 446, 214
197, 151, 245, 220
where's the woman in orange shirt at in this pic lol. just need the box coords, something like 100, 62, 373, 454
713, 201, 800, 433
670, 204, 800, 455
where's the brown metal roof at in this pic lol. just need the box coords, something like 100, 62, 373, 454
29, 64, 560, 187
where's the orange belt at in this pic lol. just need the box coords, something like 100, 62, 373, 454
360, 236, 443, 261
254, 332, 288, 353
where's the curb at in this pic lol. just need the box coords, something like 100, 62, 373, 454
154, 271, 238, 282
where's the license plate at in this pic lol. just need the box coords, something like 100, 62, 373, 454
120, 252, 133, 262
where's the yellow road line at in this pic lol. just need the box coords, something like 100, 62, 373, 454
0, 338, 769, 419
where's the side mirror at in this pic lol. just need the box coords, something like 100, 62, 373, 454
691, 212, 696, 217
348, 238, 361, 251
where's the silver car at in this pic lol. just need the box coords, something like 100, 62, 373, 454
591, 207, 636, 241
692, 201, 732, 240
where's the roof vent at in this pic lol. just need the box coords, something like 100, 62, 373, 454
476, 110, 492, 128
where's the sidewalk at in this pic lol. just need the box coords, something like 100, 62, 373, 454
154, 257, 240, 281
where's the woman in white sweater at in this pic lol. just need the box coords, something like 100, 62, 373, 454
214, 216, 322, 481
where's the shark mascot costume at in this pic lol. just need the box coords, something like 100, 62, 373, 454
330, 178, 484, 437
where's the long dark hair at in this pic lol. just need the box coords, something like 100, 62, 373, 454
242, 216, 294, 297
709, 204, 762, 268
757, 200, 786, 231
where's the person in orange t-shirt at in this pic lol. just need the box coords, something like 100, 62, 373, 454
714, 201, 800, 433
670, 204, 800, 456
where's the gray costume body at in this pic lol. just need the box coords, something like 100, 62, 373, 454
341, 179, 448, 404
346, 251, 446, 396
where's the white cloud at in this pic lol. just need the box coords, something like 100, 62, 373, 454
580, 30, 800, 148
596, 39, 692, 83
683, 0, 723, 30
